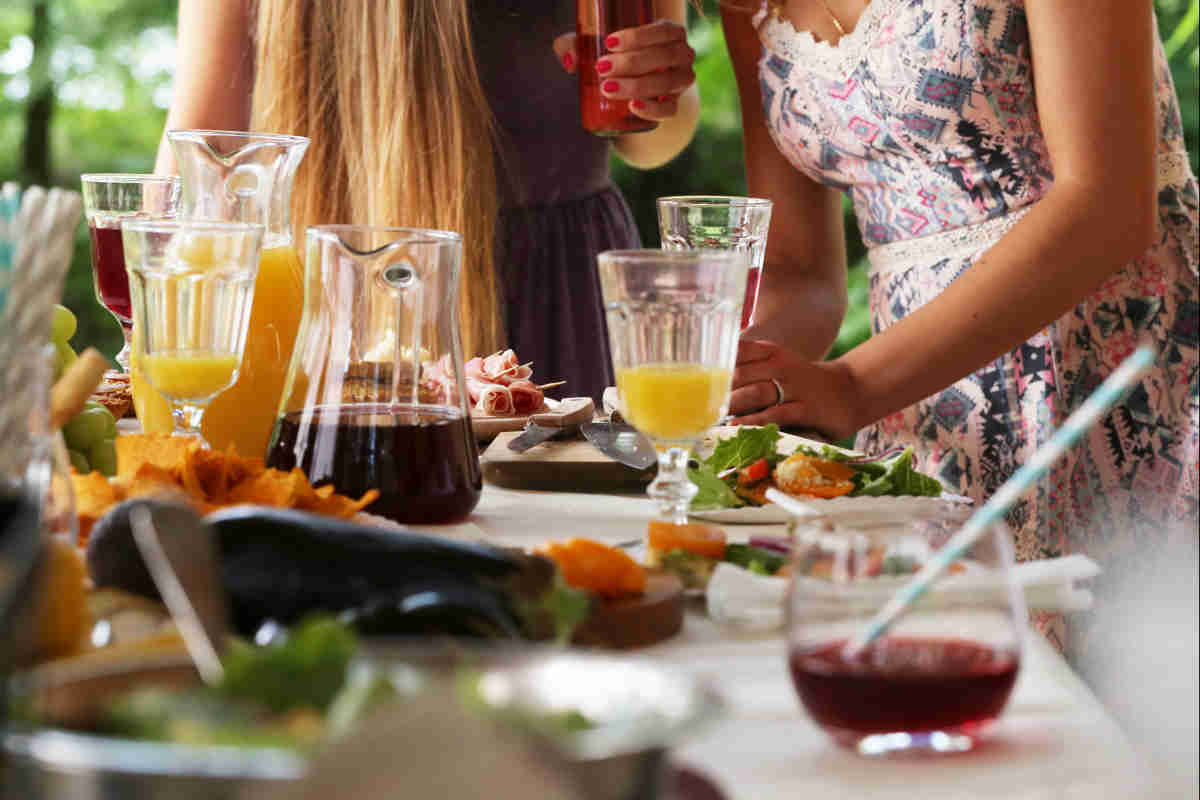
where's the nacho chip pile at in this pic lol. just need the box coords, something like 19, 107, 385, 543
71, 434, 379, 544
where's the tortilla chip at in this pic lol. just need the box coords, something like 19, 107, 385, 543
189, 448, 232, 502
303, 488, 380, 519
71, 470, 120, 544
115, 434, 198, 481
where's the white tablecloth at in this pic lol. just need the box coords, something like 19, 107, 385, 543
444, 485, 1151, 799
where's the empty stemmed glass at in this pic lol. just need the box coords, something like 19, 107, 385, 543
121, 219, 264, 444
80, 174, 182, 371
598, 249, 749, 525
657, 196, 772, 330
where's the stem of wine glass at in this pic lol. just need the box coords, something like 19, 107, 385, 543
114, 325, 132, 373
648, 446, 698, 526
171, 401, 208, 444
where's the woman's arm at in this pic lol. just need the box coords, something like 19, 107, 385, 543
154, 0, 254, 174
730, 0, 1159, 438
722, 2, 846, 353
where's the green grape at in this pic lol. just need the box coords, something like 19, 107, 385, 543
51, 304, 77, 344
62, 407, 111, 451
88, 437, 118, 477
68, 449, 91, 474
55, 340, 77, 378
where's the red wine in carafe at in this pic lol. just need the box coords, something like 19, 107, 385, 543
266, 404, 482, 524
88, 221, 132, 324
789, 637, 1019, 735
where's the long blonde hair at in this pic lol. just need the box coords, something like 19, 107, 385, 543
250, 0, 504, 357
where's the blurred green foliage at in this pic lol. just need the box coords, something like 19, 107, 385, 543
1, 0, 1196, 365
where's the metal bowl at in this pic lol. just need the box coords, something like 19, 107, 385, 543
3, 645, 722, 800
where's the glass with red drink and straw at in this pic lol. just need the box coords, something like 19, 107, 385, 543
785, 517, 1024, 756
80, 174, 181, 371
657, 196, 772, 330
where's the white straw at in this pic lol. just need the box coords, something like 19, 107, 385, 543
841, 344, 1158, 659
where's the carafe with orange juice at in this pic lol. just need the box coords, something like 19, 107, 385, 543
132, 130, 310, 458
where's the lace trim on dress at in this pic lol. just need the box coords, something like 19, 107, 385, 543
867, 205, 1033, 276
755, 0, 895, 78
868, 152, 1196, 276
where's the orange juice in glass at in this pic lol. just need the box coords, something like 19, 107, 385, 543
166, 130, 310, 457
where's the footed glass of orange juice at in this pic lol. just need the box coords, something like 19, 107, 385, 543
598, 249, 748, 525
122, 219, 264, 443
163, 130, 310, 458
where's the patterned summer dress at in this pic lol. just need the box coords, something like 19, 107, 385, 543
754, 0, 1199, 654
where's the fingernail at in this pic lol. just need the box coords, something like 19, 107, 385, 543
631, 99, 645, 109
602, 80, 620, 93
562, 52, 574, 70
595, 59, 612, 74
605, 34, 620, 49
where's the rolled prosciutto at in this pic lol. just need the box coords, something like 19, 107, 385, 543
508, 379, 544, 416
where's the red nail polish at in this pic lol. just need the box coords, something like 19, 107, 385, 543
605, 34, 620, 49
562, 52, 574, 70
602, 80, 620, 93
631, 99, 645, 109
595, 59, 612, 74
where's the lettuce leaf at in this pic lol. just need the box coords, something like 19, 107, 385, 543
688, 463, 745, 509
705, 424, 784, 473
850, 447, 944, 497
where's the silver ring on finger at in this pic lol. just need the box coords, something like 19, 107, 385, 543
770, 377, 786, 407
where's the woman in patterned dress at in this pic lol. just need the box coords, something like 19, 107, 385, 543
721, 0, 1198, 655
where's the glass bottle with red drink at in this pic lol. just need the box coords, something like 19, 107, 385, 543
577, 0, 659, 136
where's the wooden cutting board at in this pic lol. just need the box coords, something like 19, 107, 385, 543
481, 432, 655, 492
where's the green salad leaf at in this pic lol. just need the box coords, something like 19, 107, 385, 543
705, 424, 785, 473
848, 447, 943, 497
688, 463, 745, 509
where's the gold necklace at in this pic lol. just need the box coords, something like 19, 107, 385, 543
769, 0, 847, 37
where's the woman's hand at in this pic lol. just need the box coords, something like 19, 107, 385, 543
554, 19, 695, 122
728, 340, 862, 442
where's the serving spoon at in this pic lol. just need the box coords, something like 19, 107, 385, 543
128, 502, 228, 685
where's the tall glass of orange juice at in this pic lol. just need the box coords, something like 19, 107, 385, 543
598, 249, 748, 526
162, 130, 310, 458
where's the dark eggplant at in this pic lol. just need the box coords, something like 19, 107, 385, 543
86, 502, 566, 641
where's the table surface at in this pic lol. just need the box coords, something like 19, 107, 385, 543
437, 484, 1150, 800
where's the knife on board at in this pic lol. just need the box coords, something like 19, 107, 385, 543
579, 417, 658, 471
507, 396, 595, 453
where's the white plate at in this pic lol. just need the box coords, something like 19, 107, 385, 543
688, 426, 972, 526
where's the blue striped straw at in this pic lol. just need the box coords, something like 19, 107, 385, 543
842, 343, 1158, 660
0, 183, 21, 315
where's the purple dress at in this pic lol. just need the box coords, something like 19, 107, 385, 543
474, 4, 640, 402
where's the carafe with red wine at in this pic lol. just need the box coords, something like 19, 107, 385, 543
577, 0, 658, 136
266, 226, 481, 524
785, 518, 1024, 756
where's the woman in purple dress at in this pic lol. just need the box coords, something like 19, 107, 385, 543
157, 1, 699, 403
720, 0, 1198, 655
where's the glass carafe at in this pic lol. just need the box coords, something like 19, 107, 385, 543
265, 226, 481, 524
136, 130, 310, 459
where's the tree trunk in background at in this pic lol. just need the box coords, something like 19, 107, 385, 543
21, 0, 54, 187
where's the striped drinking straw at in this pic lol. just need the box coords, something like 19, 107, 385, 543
842, 343, 1158, 660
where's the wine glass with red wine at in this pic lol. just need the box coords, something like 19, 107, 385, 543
786, 518, 1025, 756
80, 174, 181, 372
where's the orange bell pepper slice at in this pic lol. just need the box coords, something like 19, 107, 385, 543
646, 520, 728, 559
539, 538, 646, 599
